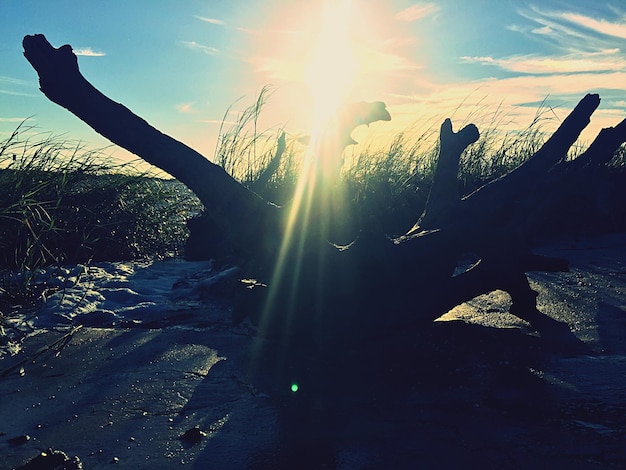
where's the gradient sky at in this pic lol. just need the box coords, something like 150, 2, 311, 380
1, 1, 625, 164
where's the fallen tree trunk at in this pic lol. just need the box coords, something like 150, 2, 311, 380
21, 34, 282, 258
23, 34, 626, 352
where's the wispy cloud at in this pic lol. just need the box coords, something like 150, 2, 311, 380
403, 72, 626, 110
557, 12, 626, 40
176, 102, 195, 113
461, 49, 626, 74
493, 6, 626, 77
514, 5, 626, 50
0, 89, 36, 97
394, 3, 439, 22
181, 40, 220, 56
0, 76, 32, 87
423, 6, 626, 144
200, 119, 236, 125
0, 75, 37, 97
195, 15, 226, 26
73, 47, 106, 57
0, 117, 29, 122
531, 25, 553, 35
383, 69, 626, 150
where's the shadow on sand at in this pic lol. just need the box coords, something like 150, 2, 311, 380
241, 314, 622, 469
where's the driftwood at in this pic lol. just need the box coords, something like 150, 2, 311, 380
249, 131, 286, 194
23, 34, 626, 353
21, 35, 282, 258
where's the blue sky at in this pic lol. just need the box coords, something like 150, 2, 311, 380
1, 1, 625, 163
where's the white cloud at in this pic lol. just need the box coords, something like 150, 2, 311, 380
0, 117, 29, 122
200, 119, 237, 125
0, 76, 32, 87
515, 5, 626, 53
176, 103, 195, 113
72, 47, 106, 57
0, 75, 37, 97
197, 2, 626, 151
382, 71, 626, 149
461, 50, 626, 74
181, 41, 220, 56
531, 26, 553, 35
558, 12, 626, 40
195, 15, 226, 26
394, 3, 439, 22
506, 24, 525, 33
0, 89, 36, 97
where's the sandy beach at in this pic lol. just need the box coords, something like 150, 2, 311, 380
1, 233, 625, 468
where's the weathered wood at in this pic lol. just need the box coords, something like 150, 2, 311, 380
432, 93, 602, 234
22, 34, 281, 257
388, 96, 617, 322
573, 117, 626, 169
519, 117, 626, 237
22, 34, 626, 350
412, 119, 479, 232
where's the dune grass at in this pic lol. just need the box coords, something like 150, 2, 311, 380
1, 96, 624, 310
217, 93, 624, 241
222, 96, 569, 236
0, 121, 201, 307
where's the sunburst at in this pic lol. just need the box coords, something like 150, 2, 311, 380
305, 0, 357, 129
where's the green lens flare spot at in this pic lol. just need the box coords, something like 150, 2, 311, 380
290, 383, 299, 393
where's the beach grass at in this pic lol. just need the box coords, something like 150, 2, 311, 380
0, 121, 201, 305
1, 98, 624, 309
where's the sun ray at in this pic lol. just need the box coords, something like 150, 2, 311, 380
251, 2, 363, 362
305, 0, 357, 128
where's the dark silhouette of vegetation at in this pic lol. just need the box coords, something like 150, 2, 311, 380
3, 33, 624, 470
11, 35, 626, 336
0, 123, 200, 306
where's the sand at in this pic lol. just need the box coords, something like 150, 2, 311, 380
1, 233, 625, 468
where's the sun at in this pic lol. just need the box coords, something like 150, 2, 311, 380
304, 0, 358, 128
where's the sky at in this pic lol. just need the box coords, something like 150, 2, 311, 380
1, 0, 625, 166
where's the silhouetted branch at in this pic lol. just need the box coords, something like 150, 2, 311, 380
414, 119, 479, 231
22, 34, 626, 353
22, 34, 281, 257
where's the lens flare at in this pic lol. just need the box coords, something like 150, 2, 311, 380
305, 0, 357, 127
250, 1, 359, 373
